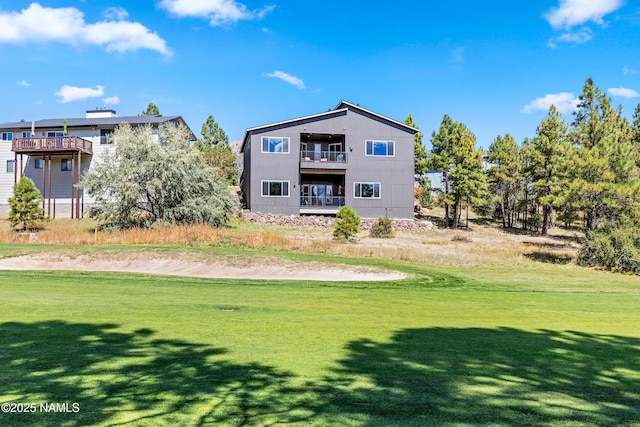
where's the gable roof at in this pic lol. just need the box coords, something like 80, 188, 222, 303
241, 100, 417, 153
0, 115, 196, 140
334, 100, 418, 133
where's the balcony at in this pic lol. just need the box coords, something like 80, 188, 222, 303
300, 150, 347, 163
12, 136, 93, 155
300, 150, 347, 171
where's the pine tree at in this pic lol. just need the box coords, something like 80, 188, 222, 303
429, 115, 458, 226
567, 78, 638, 231
524, 106, 569, 235
8, 176, 47, 231
195, 116, 239, 185
487, 134, 521, 228
446, 124, 487, 229
142, 102, 161, 116
404, 114, 429, 186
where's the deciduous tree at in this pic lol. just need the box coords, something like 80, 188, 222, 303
80, 122, 236, 229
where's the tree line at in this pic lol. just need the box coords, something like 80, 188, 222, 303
411, 78, 640, 272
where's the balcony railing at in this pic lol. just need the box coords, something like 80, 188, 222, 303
12, 136, 93, 154
300, 195, 345, 208
300, 150, 347, 163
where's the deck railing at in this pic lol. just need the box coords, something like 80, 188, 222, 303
300, 195, 345, 208
300, 150, 347, 163
12, 136, 93, 154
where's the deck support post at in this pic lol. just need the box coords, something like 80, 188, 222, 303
47, 155, 52, 218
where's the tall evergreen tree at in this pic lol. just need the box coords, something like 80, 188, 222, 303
430, 115, 458, 226
567, 78, 638, 231
142, 102, 161, 116
446, 124, 487, 229
487, 134, 521, 228
195, 116, 238, 185
524, 106, 568, 235
405, 114, 429, 186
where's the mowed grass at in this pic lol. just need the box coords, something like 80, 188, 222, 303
1, 244, 640, 426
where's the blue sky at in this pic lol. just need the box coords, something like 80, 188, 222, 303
1, 0, 639, 148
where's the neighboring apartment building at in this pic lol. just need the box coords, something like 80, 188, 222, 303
241, 101, 418, 219
0, 109, 194, 218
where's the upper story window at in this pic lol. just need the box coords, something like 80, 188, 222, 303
262, 136, 290, 154
366, 140, 394, 157
100, 129, 113, 144
22, 132, 32, 138
48, 131, 63, 137
1, 132, 13, 141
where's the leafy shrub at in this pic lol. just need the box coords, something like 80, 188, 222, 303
578, 225, 640, 273
333, 206, 360, 241
369, 217, 395, 238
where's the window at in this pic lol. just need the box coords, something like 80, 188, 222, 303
1, 132, 13, 141
354, 182, 381, 198
34, 159, 44, 169
100, 129, 113, 144
261, 180, 290, 197
6, 160, 15, 173
365, 140, 394, 157
261, 136, 289, 153
61, 159, 72, 171
47, 131, 63, 137
22, 132, 32, 138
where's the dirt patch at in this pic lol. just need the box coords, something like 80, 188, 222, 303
0, 253, 406, 282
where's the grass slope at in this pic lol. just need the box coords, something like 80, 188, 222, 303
1, 247, 640, 426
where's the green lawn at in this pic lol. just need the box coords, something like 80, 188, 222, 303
1, 246, 640, 426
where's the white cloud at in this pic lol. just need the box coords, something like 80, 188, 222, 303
522, 92, 579, 114
103, 7, 129, 21
266, 71, 305, 89
17, 80, 30, 87
608, 87, 640, 98
545, 0, 625, 29
55, 85, 105, 103
103, 96, 121, 105
623, 66, 637, 74
159, 0, 274, 26
0, 3, 171, 56
555, 29, 592, 44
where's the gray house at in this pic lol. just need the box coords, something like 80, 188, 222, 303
241, 101, 417, 219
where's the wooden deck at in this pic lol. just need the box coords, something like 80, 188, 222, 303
12, 136, 93, 155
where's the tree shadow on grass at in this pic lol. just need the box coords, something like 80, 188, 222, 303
524, 251, 574, 264
0, 321, 313, 426
3, 322, 640, 426
323, 327, 640, 426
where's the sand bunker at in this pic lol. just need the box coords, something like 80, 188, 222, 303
0, 254, 405, 282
